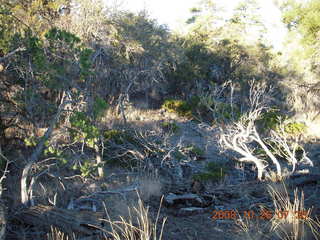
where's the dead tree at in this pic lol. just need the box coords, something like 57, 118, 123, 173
219, 81, 311, 180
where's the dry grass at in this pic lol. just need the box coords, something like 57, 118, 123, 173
266, 170, 290, 183
102, 104, 182, 129
235, 183, 320, 240
103, 192, 167, 240
268, 183, 320, 240
47, 226, 76, 240
235, 214, 269, 240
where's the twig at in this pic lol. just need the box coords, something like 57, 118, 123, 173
0, 47, 26, 62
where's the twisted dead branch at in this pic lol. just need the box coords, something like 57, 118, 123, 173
219, 81, 310, 181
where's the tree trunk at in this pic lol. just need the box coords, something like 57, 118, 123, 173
94, 144, 104, 178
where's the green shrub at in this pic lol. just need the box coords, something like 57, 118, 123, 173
43, 144, 69, 166
104, 129, 138, 145
78, 160, 97, 177
284, 122, 306, 135
184, 144, 205, 160
257, 108, 283, 131
106, 155, 139, 169
104, 129, 124, 144
24, 136, 38, 147
212, 101, 241, 123
257, 109, 306, 136
93, 96, 108, 119
192, 162, 228, 182
160, 121, 180, 133
188, 95, 201, 106
69, 111, 100, 148
172, 150, 186, 161
103, 129, 145, 168
162, 99, 193, 118
196, 95, 241, 124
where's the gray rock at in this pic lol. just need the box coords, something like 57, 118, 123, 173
176, 207, 207, 216
164, 193, 203, 207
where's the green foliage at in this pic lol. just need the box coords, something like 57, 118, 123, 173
162, 99, 193, 118
197, 94, 241, 124
282, 0, 320, 69
192, 162, 228, 182
188, 95, 201, 106
284, 122, 306, 135
93, 96, 108, 119
186, 145, 205, 158
104, 129, 138, 146
26, 34, 47, 70
172, 150, 185, 161
106, 157, 138, 169
0, 156, 6, 173
160, 121, 180, 133
45, 28, 81, 47
79, 160, 96, 178
283, 0, 320, 46
166, 36, 216, 94
213, 101, 241, 124
170, 144, 205, 161
24, 136, 38, 147
257, 109, 306, 136
257, 109, 284, 131
79, 48, 94, 79
70, 159, 97, 178
44, 144, 69, 166
104, 129, 124, 144
104, 130, 142, 168
69, 111, 100, 148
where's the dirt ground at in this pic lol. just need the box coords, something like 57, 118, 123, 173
3, 108, 320, 240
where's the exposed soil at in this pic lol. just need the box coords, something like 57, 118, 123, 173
3, 109, 320, 240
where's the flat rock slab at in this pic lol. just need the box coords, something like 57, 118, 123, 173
176, 207, 209, 217
164, 193, 204, 207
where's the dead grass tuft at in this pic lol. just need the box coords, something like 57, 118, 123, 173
268, 183, 320, 240
103, 192, 167, 240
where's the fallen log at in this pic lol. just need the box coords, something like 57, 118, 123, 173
14, 205, 107, 236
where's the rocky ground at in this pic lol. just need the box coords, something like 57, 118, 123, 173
4, 109, 320, 240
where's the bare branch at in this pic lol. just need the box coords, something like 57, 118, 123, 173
219, 80, 310, 181
0, 47, 26, 62
219, 80, 283, 180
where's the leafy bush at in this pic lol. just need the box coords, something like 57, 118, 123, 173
256, 108, 306, 136
160, 121, 180, 133
212, 101, 241, 124
172, 150, 186, 161
69, 111, 100, 148
162, 99, 193, 118
104, 129, 138, 145
192, 162, 228, 182
188, 145, 205, 158
170, 144, 205, 162
79, 160, 96, 178
103, 129, 148, 168
284, 122, 306, 135
257, 108, 284, 131
197, 94, 241, 124
44, 144, 69, 167
93, 96, 108, 119
24, 136, 38, 147
183, 144, 205, 160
